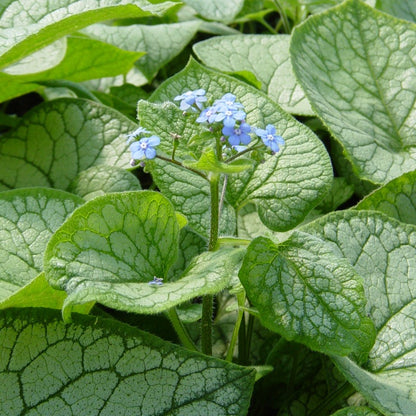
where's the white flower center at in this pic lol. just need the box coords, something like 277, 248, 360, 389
225, 110, 232, 116
235, 128, 241, 135
140, 142, 148, 149
267, 134, 275, 141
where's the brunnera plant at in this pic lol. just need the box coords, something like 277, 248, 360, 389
1, 0, 416, 415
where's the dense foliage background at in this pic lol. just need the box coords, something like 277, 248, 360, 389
1, 0, 416, 415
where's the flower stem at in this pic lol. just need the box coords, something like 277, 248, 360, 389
226, 290, 246, 362
166, 308, 198, 352
156, 155, 208, 180
273, 0, 291, 33
224, 142, 263, 163
208, 173, 220, 251
201, 173, 220, 355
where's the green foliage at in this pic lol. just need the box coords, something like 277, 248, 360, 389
194, 34, 313, 115
0, 98, 136, 190
291, 0, 416, 185
1, 0, 416, 414
239, 232, 375, 356
0, 308, 255, 415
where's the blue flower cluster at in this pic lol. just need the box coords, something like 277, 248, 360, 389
127, 89, 285, 163
174, 89, 285, 153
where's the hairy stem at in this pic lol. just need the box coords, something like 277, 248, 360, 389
201, 174, 220, 355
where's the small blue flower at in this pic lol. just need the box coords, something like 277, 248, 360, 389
149, 276, 164, 286
255, 125, 285, 153
174, 89, 207, 111
129, 135, 160, 160
196, 106, 218, 124
214, 93, 244, 109
126, 127, 151, 143
214, 104, 246, 127
222, 122, 251, 146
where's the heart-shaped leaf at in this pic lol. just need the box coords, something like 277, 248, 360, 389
0, 308, 255, 415
291, 0, 416, 185
239, 231, 375, 356
61, 247, 244, 318
0, 187, 83, 303
147, 58, 332, 232
44, 191, 180, 317
194, 34, 313, 115
0, 98, 136, 191
303, 210, 416, 415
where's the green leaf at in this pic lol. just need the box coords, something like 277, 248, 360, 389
316, 177, 354, 213
0, 272, 66, 310
331, 407, 381, 416
237, 203, 292, 243
304, 210, 416, 331
0, 98, 136, 191
147, 158, 237, 238
0, 308, 255, 415
3, 38, 67, 75
83, 21, 200, 81
0, 187, 83, 303
227, 70, 262, 90
271, 348, 348, 416
44, 191, 179, 317
0, 273, 93, 313
59, 247, 244, 317
183, 0, 244, 23
183, 148, 253, 174
301, 0, 374, 14
332, 356, 416, 416
194, 35, 313, 115
355, 170, 416, 225
137, 100, 209, 160
5, 35, 142, 81
291, 0, 416, 185
168, 226, 207, 280
0, 0, 176, 70
239, 232, 375, 356
149, 58, 332, 232
0, 72, 41, 104
376, 0, 416, 23
303, 210, 416, 415
110, 83, 149, 108
68, 166, 142, 201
